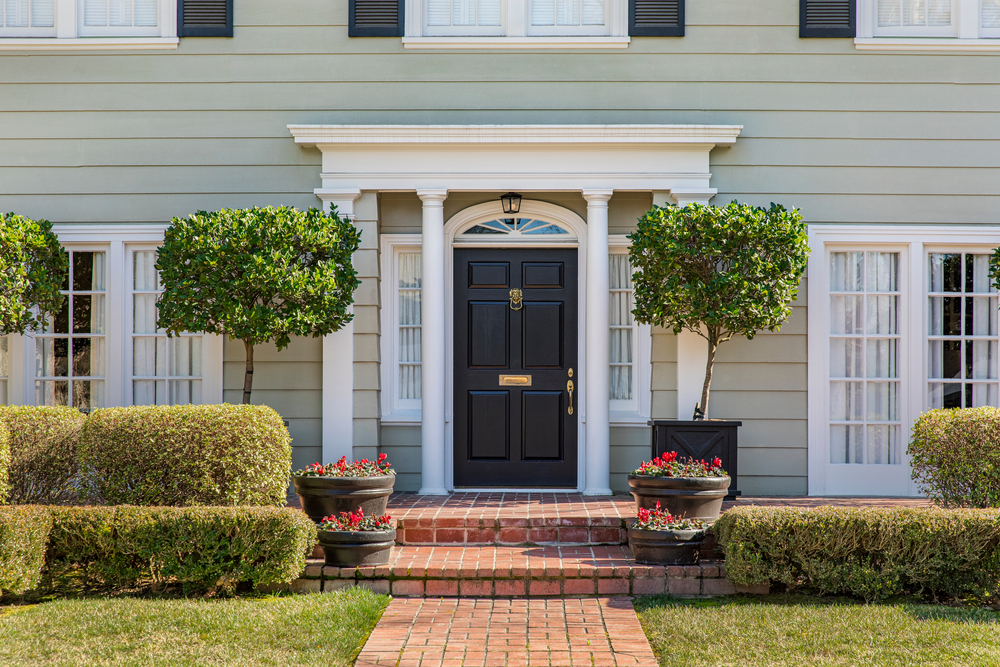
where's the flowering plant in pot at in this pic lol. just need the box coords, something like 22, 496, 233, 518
292, 453, 396, 523
628, 451, 730, 521
317, 506, 396, 567
628, 501, 708, 566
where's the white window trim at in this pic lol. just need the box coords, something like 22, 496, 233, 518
0, 0, 177, 49
856, 0, 1000, 50
6, 225, 222, 408
807, 224, 1000, 498
608, 236, 651, 425
403, 0, 629, 49
380, 234, 424, 424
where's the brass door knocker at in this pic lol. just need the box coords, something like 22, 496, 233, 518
509, 288, 523, 311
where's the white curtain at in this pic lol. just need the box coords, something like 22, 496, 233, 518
878, 0, 951, 27
985, 0, 1000, 27
609, 254, 633, 401
84, 0, 157, 27
398, 253, 422, 400
3, 0, 53, 26
532, 0, 604, 25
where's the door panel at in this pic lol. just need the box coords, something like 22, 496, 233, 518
468, 302, 509, 368
522, 303, 563, 369
454, 247, 578, 488
469, 391, 509, 460
522, 391, 563, 460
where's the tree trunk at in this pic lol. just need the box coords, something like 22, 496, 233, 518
698, 333, 718, 419
243, 341, 254, 405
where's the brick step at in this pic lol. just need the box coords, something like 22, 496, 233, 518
280, 545, 755, 598
395, 516, 628, 546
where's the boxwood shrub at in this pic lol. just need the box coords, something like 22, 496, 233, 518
78, 404, 291, 507
909, 407, 1000, 507
0, 418, 8, 505
0, 506, 52, 595
43, 506, 316, 594
0, 406, 85, 505
714, 506, 1000, 602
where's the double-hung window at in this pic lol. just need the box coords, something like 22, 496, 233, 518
857, 0, 1000, 40
0, 0, 180, 44
1, 0, 55, 35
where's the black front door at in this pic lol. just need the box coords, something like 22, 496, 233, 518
454, 247, 578, 487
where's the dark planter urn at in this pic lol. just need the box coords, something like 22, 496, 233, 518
649, 419, 742, 499
317, 528, 396, 567
292, 474, 395, 523
628, 526, 707, 566
628, 474, 731, 522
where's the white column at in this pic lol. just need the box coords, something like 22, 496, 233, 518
318, 189, 361, 463
417, 189, 449, 495
583, 190, 613, 496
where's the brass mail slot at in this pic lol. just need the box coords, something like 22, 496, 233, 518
499, 375, 532, 386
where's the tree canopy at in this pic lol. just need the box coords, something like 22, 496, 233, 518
628, 202, 808, 417
0, 213, 68, 335
156, 206, 362, 403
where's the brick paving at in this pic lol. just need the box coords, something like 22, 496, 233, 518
355, 597, 659, 667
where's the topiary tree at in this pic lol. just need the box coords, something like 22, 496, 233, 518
0, 213, 68, 335
155, 206, 361, 404
628, 202, 809, 419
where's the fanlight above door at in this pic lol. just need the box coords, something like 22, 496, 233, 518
459, 218, 575, 241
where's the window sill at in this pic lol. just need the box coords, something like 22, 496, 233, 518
854, 37, 1000, 52
402, 36, 630, 49
0, 37, 179, 51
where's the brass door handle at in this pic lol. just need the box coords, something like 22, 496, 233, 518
567, 380, 574, 415
509, 288, 523, 311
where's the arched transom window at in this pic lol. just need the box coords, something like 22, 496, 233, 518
461, 218, 573, 238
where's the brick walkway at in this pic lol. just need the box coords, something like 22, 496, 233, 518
355, 597, 658, 667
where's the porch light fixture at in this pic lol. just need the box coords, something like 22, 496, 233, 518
500, 192, 522, 215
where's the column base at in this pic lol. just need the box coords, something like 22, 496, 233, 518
583, 487, 614, 496
417, 487, 450, 496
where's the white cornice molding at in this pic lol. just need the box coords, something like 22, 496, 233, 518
288, 124, 743, 147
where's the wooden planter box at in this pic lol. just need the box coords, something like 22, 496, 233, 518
649, 420, 742, 499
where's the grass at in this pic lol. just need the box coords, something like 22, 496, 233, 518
0, 587, 389, 667
636, 594, 1000, 667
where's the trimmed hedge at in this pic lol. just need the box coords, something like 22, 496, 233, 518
78, 404, 292, 507
909, 407, 1000, 508
0, 405, 86, 505
0, 506, 52, 594
714, 506, 1000, 602
0, 417, 8, 504
43, 506, 316, 594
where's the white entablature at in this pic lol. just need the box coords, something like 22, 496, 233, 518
287, 124, 743, 203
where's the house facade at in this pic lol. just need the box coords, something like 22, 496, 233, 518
2, 0, 999, 497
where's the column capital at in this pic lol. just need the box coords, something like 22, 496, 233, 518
582, 189, 614, 203
417, 189, 449, 204
314, 188, 362, 218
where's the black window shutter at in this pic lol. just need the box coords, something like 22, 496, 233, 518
350, 0, 404, 37
629, 0, 683, 37
178, 0, 233, 37
800, 0, 855, 37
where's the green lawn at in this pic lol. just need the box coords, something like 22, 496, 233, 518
636, 594, 1000, 667
0, 587, 388, 667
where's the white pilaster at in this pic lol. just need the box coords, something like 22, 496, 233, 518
582, 189, 613, 496
319, 188, 361, 463
417, 189, 449, 495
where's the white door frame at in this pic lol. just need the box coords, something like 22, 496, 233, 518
443, 200, 588, 491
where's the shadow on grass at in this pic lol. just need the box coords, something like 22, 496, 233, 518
634, 592, 1000, 625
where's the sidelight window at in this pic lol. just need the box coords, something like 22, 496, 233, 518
398, 252, 422, 402
609, 253, 634, 401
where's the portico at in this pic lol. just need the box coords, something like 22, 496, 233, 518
288, 124, 742, 495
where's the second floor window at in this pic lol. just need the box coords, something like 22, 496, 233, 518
421, 0, 617, 36
866, 0, 1000, 38
0, 0, 171, 38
